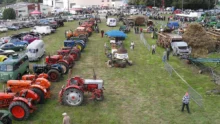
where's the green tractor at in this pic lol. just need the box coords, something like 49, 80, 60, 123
0, 110, 12, 124
207, 16, 217, 27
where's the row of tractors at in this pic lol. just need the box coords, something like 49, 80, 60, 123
0, 16, 105, 122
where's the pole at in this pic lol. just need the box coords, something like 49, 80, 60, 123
182, 0, 183, 11
68, 0, 70, 12
154, 0, 155, 7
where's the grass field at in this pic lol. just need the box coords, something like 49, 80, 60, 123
0, 19, 220, 124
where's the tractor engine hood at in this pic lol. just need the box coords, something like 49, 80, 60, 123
84, 79, 104, 89
7, 80, 32, 92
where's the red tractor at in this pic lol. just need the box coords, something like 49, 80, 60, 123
7, 74, 51, 104
0, 89, 39, 120
45, 54, 75, 74
59, 70, 104, 106
57, 47, 81, 61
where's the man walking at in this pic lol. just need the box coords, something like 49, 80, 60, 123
182, 92, 190, 113
101, 30, 104, 38
130, 41, 134, 50
62, 113, 70, 124
152, 44, 156, 54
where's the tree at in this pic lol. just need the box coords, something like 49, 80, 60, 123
3, 8, 16, 20
172, 0, 215, 10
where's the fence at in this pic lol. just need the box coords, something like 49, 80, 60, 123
140, 33, 151, 51
164, 62, 203, 107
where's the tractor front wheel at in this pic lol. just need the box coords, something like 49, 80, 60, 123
48, 69, 61, 82
9, 101, 29, 121
95, 94, 104, 101
32, 88, 45, 104
62, 88, 84, 106
57, 62, 69, 74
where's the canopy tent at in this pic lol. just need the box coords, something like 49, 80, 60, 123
30, 10, 42, 15
105, 30, 127, 38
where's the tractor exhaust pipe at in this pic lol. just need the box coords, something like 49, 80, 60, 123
93, 69, 96, 80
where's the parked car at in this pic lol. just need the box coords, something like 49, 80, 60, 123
0, 36, 11, 44
7, 25, 19, 30
8, 38, 29, 47
0, 25, 8, 32
12, 23, 23, 29
23, 34, 40, 44
67, 16, 74, 22
0, 49, 15, 56
31, 26, 54, 35
26, 40, 45, 61
0, 43, 25, 51
77, 15, 86, 20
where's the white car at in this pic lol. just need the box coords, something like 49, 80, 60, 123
0, 26, 8, 32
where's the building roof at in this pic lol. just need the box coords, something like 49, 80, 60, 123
6, 2, 35, 9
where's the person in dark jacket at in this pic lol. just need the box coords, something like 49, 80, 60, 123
182, 92, 190, 113
137, 26, 139, 34
101, 30, 104, 38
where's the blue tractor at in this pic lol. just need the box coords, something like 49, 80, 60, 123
64, 40, 86, 52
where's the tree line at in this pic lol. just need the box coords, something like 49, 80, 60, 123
128, 0, 217, 10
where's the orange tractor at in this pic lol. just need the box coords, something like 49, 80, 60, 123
7, 73, 51, 104
80, 22, 93, 36
57, 47, 81, 61
65, 27, 89, 41
0, 89, 39, 120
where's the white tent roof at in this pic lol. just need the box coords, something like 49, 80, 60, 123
72, 5, 82, 8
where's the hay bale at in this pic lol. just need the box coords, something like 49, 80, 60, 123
135, 16, 146, 26
183, 23, 215, 57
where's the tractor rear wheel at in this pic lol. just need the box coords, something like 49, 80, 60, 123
62, 88, 84, 106
70, 51, 80, 61
9, 101, 29, 121
75, 43, 84, 52
32, 88, 45, 104
57, 62, 69, 74
48, 69, 60, 82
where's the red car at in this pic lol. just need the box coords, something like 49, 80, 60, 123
23, 34, 40, 44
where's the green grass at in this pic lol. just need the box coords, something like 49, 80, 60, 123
0, 20, 220, 124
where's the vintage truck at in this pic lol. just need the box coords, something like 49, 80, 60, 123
157, 33, 191, 56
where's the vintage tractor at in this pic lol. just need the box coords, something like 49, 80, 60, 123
106, 46, 132, 68
64, 39, 86, 52
65, 30, 88, 42
7, 74, 51, 104
45, 54, 75, 74
57, 47, 81, 61
80, 24, 93, 36
0, 110, 12, 124
0, 89, 39, 120
119, 25, 130, 33
33, 64, 63, 82
59, 70, 104, 106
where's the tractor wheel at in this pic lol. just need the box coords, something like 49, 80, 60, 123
120, 63, 126, 68
70, 51, 80, 61
57, 62, 69, 74
75, 43, 84, 52
62, 88, 84, 106
48, 69, 60, 82
9, 101, 29, 121
32, 88, 45, 104
95, 94, 104, 101
1, 116, 12, 124
107, 60, 113, 67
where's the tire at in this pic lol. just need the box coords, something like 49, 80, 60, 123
95, 94, 104, 101
1, 116, 12, 124
70, 50, 80, 61
57, 62, 69, 74
75, 43, 84, 52
62, 88, 84, 106
32, 88, 45, 104
9, 101, 29, 121
48, 69, 60, 82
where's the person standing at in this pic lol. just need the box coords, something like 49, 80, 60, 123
62, 113, 70, 124
130, 41, 135, 50
101, 30, 104, 38
137, 26, 139, 34
105, 15, 108, 20
166, 47, 170, 61
78, 20, 81, 25
162, 51, 167, 62
152, 44, 156, 54
140, 27, 143, 33
182, 92, 190, 113
134, 26, 136, 33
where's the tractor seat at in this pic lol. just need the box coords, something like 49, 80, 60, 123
84, 79, 104, 89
